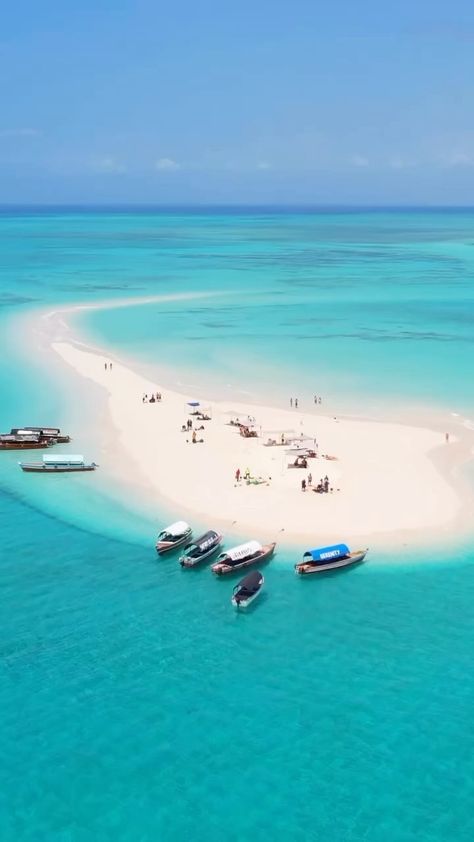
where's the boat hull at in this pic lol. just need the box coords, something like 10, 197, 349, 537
212, 543, 276, 576
19, 463, 97, 472
231, 588, 262, 608
156, 532, 192, 555
295, 550, 367, 575
180, 539, 222, 567
1, 441, 50, 450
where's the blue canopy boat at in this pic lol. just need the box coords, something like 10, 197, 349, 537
295, 543, 368, 575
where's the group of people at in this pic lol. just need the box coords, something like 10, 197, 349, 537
301, 474, 330, 493
289, 395, 324, 407
104, 362, 113, 371
181, 418, 205, 433
142, 392, 162, 403
235, 467, 250, 482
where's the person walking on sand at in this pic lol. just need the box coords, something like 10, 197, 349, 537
308, 472, 312, 486
104, 362, 107, 370
109, 362, 112, 371
244, 467, 250, 480
290, 398, 293, 408
295, 398, 298, 409
301, 478, 306, 492
235, 468, 241, 483
445, 432, 450, 443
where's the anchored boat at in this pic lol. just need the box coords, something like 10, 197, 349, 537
1, 431, 51, 450
295, 543, 368, 575
19, 454, 98, 473
231, 570, 264, 608
11, 426, 71, 443
211, 540, 276, 576
179, 530, 223, 567
156, 521, 192, 554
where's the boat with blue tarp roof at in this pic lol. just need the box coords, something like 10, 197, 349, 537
295, 543, 368, 575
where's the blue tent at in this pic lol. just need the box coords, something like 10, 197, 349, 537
303, 544, 350, 563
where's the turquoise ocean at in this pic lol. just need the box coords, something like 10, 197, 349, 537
1, 207, 474, 841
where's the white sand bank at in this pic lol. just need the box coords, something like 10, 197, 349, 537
50, 341, 466, 548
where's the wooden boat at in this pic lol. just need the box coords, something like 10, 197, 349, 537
0, 434, 50, 450
179, 530, 223, 567
156, 521, 192, 554
211, 540, 276, 576
231, 570, 264, 608
11, 427, 71, 443
19, 454, 98, 472
295, 543, 368, 575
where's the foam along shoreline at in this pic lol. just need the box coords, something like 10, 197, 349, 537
48, 340, 469, 548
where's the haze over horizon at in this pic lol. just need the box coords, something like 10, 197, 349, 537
2, 0, 474, 204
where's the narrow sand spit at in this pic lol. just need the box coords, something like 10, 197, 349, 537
51, 341, 464, 547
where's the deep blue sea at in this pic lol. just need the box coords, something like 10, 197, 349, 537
1, 207, 474, 841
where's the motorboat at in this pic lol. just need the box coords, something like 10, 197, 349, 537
179, 530, 223, 567
11, 426, 71, 443
19, 454, 97, 472
295, 543, 368, 574
231, 570, 264, 608
0, 431, 52, 450
211, 540, 276, 576
156, 520, 192, 554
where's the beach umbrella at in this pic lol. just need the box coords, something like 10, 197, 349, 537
187, 401, 200, 407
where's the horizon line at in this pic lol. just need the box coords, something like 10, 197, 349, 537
2, 202, 474, 211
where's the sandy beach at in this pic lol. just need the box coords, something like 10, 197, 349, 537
49, 338, 467, 548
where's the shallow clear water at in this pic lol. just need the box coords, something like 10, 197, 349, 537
1, 207, 474, 840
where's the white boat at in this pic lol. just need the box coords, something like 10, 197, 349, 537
211, 540, 276, 576
19, 454, 97, 472
231, 570, 264, 608
156, 521, 192, 554
295, 543, 368, 574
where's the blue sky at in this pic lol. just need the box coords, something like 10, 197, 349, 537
1, 0, 474, 203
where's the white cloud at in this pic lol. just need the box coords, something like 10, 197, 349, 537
388, 157, 406, 169
0, 128, 41, 138
388, 156, 417, 170
91, 156, 127, 174
155, 157, 181, 171
445, 150, 474, 167
351, 154, 369, 168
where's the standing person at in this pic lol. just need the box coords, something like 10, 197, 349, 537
295, 398, 298, 409
235, 468, 241, 483
314, 395, 317, 404
109, 362, 112, 371
308, 472, 312, 486
318, 397, 322, 404
445, 432, 450, 443
290, 398, 293, 408
301, 478, 306, 492
104, 362, 107, 371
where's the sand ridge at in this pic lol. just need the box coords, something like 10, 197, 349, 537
51, 341, 463, 547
